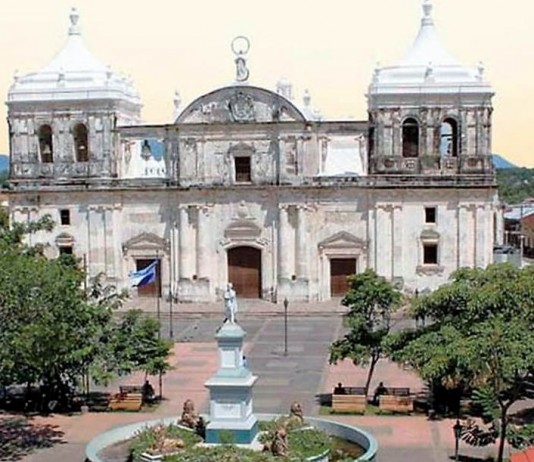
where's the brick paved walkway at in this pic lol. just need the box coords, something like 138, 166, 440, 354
2, 314, 510, 462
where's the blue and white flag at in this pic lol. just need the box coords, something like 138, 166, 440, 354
129, 260, 157, 287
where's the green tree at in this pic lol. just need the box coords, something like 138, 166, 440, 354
497, 167, 534, 204
0, 247, 110, 408
329, 269, 402, 396
0, 217, 172, 410
93, 309, 173, 384
390, 264, 534, 462
0, 170, 8, 189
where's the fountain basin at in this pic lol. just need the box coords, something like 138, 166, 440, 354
86, 413, 378, 462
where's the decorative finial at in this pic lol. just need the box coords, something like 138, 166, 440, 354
424, 61, 434, 81
422, 0, 434, 26
303, 89, 311, 107
69, 7, 81, 35
477, 61, 485, 81
57, 67, 65, 87
173, 91, 182, 119
276, 78, 293, 100
231, 36, 250, 83
174, 91, 181, 109
13, 70, 19, 83
373, 62, 381, 84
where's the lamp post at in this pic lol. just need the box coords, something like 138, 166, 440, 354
283, 297, 289, 356
155, 251, 162, 400
453, 419, 462, 462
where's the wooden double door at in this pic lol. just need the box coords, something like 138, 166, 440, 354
228, 247, 262, 299
330, 258, 356, 296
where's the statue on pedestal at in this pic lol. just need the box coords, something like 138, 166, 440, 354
224, 283, 238, 323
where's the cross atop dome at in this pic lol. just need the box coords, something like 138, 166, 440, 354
69, 7, 81, 36
422, 0, 434, 26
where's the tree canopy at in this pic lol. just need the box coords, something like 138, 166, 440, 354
0, 214, 172, 411
389, 264, 534, 462
329, 269, 402, 395
497, 168, 534, 205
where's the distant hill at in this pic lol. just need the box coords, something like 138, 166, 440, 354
0, 155, 7, 172
493, 154, 517, 169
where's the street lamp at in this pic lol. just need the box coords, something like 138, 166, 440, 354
283, 297, 289, 356
453, 419, 462, 462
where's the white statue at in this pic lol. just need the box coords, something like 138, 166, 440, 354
224, 283, 238, 323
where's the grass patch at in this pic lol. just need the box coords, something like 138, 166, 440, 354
130, 424, 201, 461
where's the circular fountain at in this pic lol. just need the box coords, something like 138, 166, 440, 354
86, 299, 378, 461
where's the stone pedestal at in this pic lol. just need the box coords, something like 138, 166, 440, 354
204, 323, 258, 444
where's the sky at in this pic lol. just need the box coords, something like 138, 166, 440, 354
0, 0, 532, 166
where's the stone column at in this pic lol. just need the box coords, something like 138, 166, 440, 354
296, 205, 308, 279
495, 206, 504, 245
178, 206, 189, 280
475, 205, 486, 268
392, 204, 403, 280
103, 207, 114, 278
376, 204, 392, 277
278, 205, 291, 281
458, 204, 475, 268
197, 206, 210, 279
169, 208, 178, 296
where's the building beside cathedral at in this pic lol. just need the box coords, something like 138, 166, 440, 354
6, 2, 502, 303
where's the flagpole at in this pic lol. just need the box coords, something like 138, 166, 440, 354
156, 251, 162, 400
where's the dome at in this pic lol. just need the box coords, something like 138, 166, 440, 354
7, 8, 141, 106
369, 1, 493, 97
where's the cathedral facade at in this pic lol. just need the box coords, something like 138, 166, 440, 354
6, 2, 501, 303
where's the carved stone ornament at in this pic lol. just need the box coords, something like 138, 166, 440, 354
55, 232, 74, 247
416, 265, 445, 276
122, 232, 169, 254
319, 231, 367, 252
228, 91, 255, 122
420, 228, 440, 242
224, 219, 261, 241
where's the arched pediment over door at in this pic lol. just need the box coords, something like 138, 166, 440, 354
122, 232, 169, 255
318, 231, 368, 255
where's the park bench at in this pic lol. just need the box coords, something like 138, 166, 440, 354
108, 392, 143, 412
378, 387, 413, 413
119, 385, 144, 395
332, 386, 366, 413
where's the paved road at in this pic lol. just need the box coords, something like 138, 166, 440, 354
155, 316, 342, 415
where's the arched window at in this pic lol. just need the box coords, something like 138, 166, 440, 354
439, 118, 459, 157
402, 118, 419, 158
38, 124, 53, 163
74, 123, 89, 162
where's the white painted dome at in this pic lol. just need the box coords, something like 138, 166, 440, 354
7, 8, 141, 106
369, 1, 492, 96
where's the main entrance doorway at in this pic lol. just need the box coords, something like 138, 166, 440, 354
228, 247, 262, 298
330, 258, 356, 296
135, 258, 161, 297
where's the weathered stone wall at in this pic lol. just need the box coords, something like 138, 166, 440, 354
9, 184, 498, 302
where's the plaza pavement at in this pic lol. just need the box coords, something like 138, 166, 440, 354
1, 301, 509, 462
